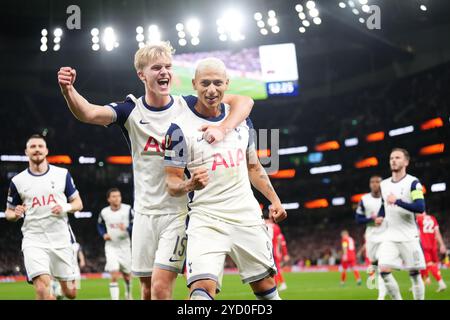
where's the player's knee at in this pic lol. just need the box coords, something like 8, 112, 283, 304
151, 279, 172, 299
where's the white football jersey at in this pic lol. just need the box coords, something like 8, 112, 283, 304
6, 165, 79, 249
164, 95, 263, 226
106, 95, 190, 215
356, 193, 385, 243
98, 204, 133, 246
380, 174, 423, 242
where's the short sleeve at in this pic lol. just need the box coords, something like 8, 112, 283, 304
106, 96, 136, 127
246, 118, 256, 148
356, 199, 365, 215
64, 171, 79, 200
164, 123, 188, 168
6, 181, 21, 209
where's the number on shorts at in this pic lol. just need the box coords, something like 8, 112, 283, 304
172, 235, 187, 258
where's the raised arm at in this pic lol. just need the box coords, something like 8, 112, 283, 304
58, 67, 115, 126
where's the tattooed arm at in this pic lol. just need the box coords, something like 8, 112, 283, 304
165, 167, 209, 197
247, 148, 287, 223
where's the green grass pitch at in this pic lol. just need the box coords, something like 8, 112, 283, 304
171, 65, 268, 100
1, 270, 449, 300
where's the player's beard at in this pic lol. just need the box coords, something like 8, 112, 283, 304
30, 154, 46, 166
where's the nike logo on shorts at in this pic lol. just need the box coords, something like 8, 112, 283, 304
169, 257, 182, 262
139, 119, 150, 124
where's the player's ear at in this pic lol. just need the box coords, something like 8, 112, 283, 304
191, 79, 196, 90
225, 78, 229, 90
137, 70, 145, 82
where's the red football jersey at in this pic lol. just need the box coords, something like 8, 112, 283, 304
266, 221, 288, 260
416, 214, 439, 250
341, 236, 356, 261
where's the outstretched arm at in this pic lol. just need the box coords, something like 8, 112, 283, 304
58, 67, 115, 126
435, 228, 447, 254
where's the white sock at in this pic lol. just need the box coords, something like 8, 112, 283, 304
190, 288, 213, 300
377, 273, 387, 300
381, 273, 402, 300
255, 287, 281, 300
438, 279, 446, 287
410, 273, 425, 300
109, 282, 120, 300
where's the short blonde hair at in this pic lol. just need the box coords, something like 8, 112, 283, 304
194, 57, 228, 78
134, 41, 175, 71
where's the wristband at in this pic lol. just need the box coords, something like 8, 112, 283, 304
61, 202, 73, 213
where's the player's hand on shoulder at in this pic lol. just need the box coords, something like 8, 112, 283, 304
270, 202, 287, 223
58, 66, 77, 93
189, 167, 209, 191
103, 234, 111, 241
199, 124, 227, 144
118, 223, 126, 231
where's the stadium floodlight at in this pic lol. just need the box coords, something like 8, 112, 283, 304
420, 4, 427, 11
191, 37, 200, 46
53, 28, 63, 37
54, 36, 61, 43
388, 125, 414, 137
217, 9, 245, 42
298, 12, 306, 20
53, 44, 60, 51
268, 17, 278, 27
299, 26, 306, 33
313, 17, 322, 25
176, 23, 184, 31
91, 28, 99, 37
136, 33, 145, 42
178, 38, 187, 46
362, 4, 370, 13
136, 26, 144, 34
254, 12, 263, 20
430, 183, 446, 192
310, 164, 342, 175
358, 0, 368, 4
348, 0, 355, 7
178, 31, 186, 38
92, 36, 99, 43
359, 17, 365, 23
339, 2, 346, 8
278, 146, 308, 155
148, 25, 161, 43
309, 8, 319, 17
281, 202, 300, 210
186, 18, 201, 37
257, 20, 265, 28
268, 10, 276, 18
41, 28, 48, 36
103, 27, 117, 51
260, 28, 268, 35
295, 4, 303, 12
41, 37, 47, 44
92, 43, 100, 51
352, 8, 359, 15
271, 26, 280, 33
344, 137, 358, 147
306, 1, 316, 10
302, 20, 310, 27
332, 197, 346, 206
219, 34, 227, 41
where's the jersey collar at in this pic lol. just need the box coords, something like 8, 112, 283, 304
141, 95, 174, 112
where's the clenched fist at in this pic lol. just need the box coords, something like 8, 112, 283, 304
187, 168, 209, 192
58, 67, 77, 93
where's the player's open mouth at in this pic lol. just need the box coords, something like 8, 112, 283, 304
206, 97, 218, 103
157, 79, 169, 89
